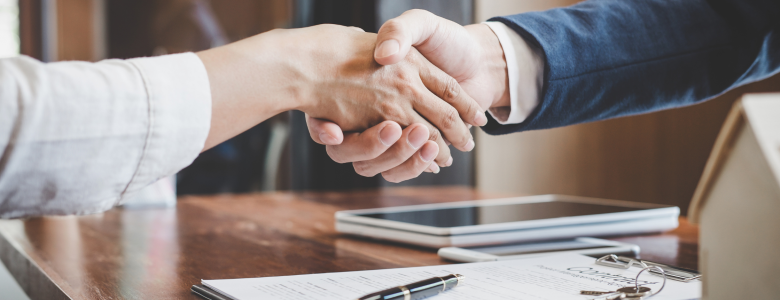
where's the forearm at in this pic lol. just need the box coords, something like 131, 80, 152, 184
483, 0, 780, 135
197, 29, 309, 150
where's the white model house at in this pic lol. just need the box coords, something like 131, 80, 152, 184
689, 93, 780, 299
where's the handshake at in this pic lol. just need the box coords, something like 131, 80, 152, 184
200, 10, 515, 183
302, 10, 512, 183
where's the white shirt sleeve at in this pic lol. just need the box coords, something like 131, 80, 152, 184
0, 53, 211, 218
483, 21, 545, 125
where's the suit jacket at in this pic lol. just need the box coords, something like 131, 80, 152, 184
482, 0, 780, 135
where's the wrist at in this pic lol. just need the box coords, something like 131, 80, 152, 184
262, 29, 322, 113
275, 25, 380, 119
198, 34, 305, 114
465, 24, 510, 109
197, 30, 309, 149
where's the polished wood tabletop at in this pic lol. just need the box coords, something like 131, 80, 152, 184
0, 187, 699, 300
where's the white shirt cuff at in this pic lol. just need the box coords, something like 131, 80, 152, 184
483, 21, 545, 125
124, 53, 211, 196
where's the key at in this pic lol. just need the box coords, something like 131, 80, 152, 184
580, 290, 623, 300
616, 286, 652, 299
581, 286, 652, 300
581, 290, 615, 295
581, 293, 638, 300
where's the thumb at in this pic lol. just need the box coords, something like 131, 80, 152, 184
306, 114, 344, 145
374, 9, 445, 65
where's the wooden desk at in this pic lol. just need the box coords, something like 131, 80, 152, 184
0, 187, 699, 300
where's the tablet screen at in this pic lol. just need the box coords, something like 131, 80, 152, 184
356, 201, 645, 228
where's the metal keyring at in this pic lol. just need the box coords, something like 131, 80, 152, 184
635, 266, 666, 298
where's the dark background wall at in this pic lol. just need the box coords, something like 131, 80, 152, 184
104, 0, 478, 194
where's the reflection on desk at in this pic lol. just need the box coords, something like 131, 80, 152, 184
0, 187, 698, 300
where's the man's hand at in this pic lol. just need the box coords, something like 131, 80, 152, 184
201, 23, 486, 169
374, 10, 509, 110
287, 24, 488, 166
307, 10, 510, 182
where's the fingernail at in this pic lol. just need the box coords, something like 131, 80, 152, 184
378, 124, 398, 147
319, 132, 337, 144
420, 144, 437, 162
407, 126, 427, 149
375, 39, 400, 58
475, 111, 488, 126
430, 163, 440, 174
464, 139, 475, 151
446, 156, 453, 167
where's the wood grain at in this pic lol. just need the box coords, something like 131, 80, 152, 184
0, 187, 699, 300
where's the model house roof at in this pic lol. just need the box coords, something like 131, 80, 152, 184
688, 93, 780, 223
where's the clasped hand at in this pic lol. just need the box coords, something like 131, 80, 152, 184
306, 10, 508, 182
297, 25, 486, 171
199, 10, 505, 182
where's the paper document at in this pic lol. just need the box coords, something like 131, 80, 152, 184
203, 253, 700, 300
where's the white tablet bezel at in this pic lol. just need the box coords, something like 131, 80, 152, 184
336, 213, 678, 248
335, 194, 680, 236
437, 237, 640, 262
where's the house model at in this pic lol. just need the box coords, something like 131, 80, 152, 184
689, 93, 780, 299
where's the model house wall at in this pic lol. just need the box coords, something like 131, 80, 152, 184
689, 93, 780, 299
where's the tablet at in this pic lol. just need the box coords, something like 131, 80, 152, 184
335, 195, 679, 248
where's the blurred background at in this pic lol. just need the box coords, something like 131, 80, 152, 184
0, 0, 779, 298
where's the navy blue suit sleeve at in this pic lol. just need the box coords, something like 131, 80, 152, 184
482, 0, 780, 135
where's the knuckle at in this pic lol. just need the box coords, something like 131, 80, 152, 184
407, 88, 426, 105
326, 147, 347, 164
456, 134, 470, 146
353, 162, 376, 177
393, 69, 416, 85
381, 172, 401, 183
381, 19, 401, 34
441, 77, 460, 102
438, 150, 451, 162
406, 9, 432, 18
314, 24, 339, 31
428, 127, 441, 142
377, 101, 405, 121
439, 108, 460, 130
405, 49, 421, 62
359, 145, 382, 160
389, 147, 412, 163
436, 144, 451, 159
467, 101, 480, 117
354, 144, 379, 161
385, 148, 417, 165
382, 171, 417, 183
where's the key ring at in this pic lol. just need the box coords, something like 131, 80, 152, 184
635, 266, 666, 298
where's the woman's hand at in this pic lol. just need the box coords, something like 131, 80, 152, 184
198, 24, 485, 168
289, 25, 486, 166
306, 11, 512, 181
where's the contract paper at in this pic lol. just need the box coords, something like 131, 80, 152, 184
203, 253, 700, 300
